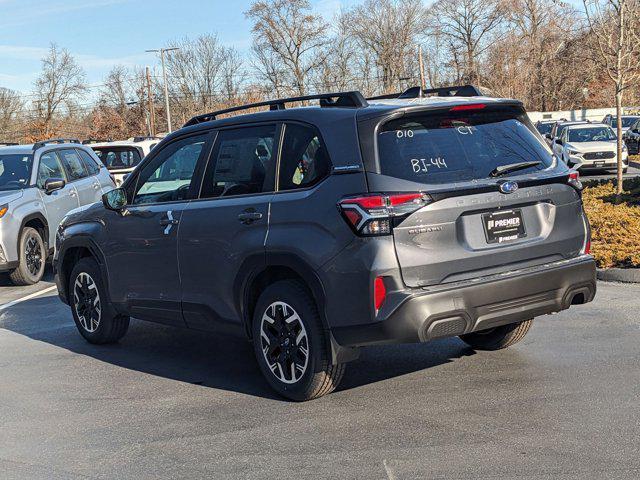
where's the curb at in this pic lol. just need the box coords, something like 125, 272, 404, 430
597, 268, 640, 283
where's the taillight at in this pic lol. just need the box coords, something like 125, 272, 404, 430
568, 170, 582, 191
583, 239, 591, 255
374, 276, 387, 312
338, 192, 430, 236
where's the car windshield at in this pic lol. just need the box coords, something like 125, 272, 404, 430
378, 107, 553, 184
0, 153, 33, 190
568, 127, 616, 142
92, 146, 142, 170
610, 117, 639, 128
536, 122, 554, 135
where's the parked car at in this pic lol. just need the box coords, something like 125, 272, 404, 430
623, 118, 640, 155
550, 121, 588, 157
0, 139, 115, 285
534, 120, 556, 141
556, 123, 628, 173
54, 86, 596, 401
602, 114, 640, 134
88, 137, 160, 186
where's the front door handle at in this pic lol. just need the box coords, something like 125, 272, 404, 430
69, 190, 77, 197
160, 210, 179, 234
237, 210, 263, 224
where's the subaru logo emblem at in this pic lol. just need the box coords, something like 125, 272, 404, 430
499, 181, 519, 194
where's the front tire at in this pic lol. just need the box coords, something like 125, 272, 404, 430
459, 319, 533, 351
9, 227, 46, 285
69, 258, 129, 344
251, 280, 345, 401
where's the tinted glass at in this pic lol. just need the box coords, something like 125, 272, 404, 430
133, 134, 207, 205
58, 149, 87, 180
0, 154, 32, 190
93, 146, 142, 170
378, 108, 552, 184
279, 123, 330, 190
37, 152, 66, 187
77, 149, 100, 175
201, 125, 276, 198
536, 123, 553, 135
568, 127, 616, 142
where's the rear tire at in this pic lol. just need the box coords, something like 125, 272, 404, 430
9, 227, 45, 285
69, 258, 129, 344
251, 280, 345, 401
459, 319, 533, 351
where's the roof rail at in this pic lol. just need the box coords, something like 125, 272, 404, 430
368, 85, 487, 101
130, 136, 161, 142
0, 142, 18, 146
184, 91, 368, 127
33, 138, 81, 151
82, 138, 111, 145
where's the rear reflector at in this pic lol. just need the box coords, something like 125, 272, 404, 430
450, 103, 486, 111
338, 193, 430, 236
374, 277, 386, 312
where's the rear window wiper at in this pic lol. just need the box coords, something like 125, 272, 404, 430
489, 161, 542, 177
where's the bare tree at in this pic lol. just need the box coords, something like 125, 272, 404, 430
32, 43, 86, 137
341, 0, 426, 93
584, 0, 640, 195
0, 88, 23, 139
430, 0, 507, 84
246, 0, 328, 96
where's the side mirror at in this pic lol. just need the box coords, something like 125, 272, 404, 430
555, 139, 563, 145
633, 128, 639, 134
545, 133, 552, 139
102, 188, 127, 211
44, 178, 65, 195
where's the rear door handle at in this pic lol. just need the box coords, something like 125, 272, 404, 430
237, 210, 263, 224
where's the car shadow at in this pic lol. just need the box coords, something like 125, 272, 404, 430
0, 266, 54, 287
1, 295, 477, 401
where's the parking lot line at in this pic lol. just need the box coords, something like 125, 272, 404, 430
0, 285, 57, 312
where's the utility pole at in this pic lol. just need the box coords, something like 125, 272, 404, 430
145, 47, 179, 132
145, 66, 156, 137
418, 46, 427, 92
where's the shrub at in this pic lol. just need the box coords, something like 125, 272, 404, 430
582, 177, 640, 268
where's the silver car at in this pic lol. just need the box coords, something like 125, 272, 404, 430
0, 139, 114, 285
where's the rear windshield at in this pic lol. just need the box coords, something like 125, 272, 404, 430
610, 117, 639, 128
378, 107, 552, 184
92, 146, 142, 170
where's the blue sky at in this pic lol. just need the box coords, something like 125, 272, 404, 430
0, 0, 354, 94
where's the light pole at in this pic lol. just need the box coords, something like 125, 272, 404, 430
146, 47, 179, 132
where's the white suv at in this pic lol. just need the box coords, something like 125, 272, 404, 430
87, 137, 161, 186
556, 123, 628, 173
0, 139, 115, 284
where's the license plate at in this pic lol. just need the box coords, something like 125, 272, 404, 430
482, 209, 526, 244
594, 161, 605, 167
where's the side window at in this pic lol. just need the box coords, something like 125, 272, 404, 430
37, 152, 66, 188
279, 123, 330, 191
76, 149, 100, 175
132, 134, 208, 205
201, 125, 276, 198
58, 149, 87, 181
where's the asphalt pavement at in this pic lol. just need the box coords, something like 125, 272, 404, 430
0, 279, 639, 479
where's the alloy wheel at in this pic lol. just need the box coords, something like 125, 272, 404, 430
73, 272, 101, 333
259, 301, 309, 384
25, 235, 42, 277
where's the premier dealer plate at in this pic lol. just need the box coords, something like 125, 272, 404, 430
482, 209, 526, 244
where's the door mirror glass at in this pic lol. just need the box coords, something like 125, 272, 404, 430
102, 187, 127, 211
545, 133, 552, 139
44, 177, 65, 194
555, 138, 563, 145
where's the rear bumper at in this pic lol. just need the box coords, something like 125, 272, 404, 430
332, 255, 596, 347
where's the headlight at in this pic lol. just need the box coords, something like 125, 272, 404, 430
622, 143, 628, 152
567, 149, 581, 156
0, 204, 8, 218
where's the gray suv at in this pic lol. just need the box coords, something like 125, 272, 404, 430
0, 139, 114, 284
54, 86, 597, 401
